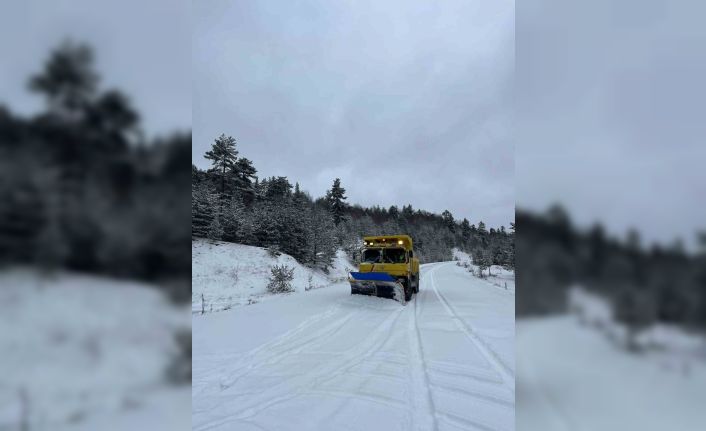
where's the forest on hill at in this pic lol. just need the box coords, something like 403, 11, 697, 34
517, 205, 706, 331
192, 134, 515, 272
0, 42, 191, 300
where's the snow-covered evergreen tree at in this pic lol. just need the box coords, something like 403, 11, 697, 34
207, 213, 223, 241
220, 195, 245, 242
442, 210, 455, 232
232, 157, 257, 205
326, 178, 347, 226
204, 134, 238, 198
307, 207, 336, 271
192, 182, 217, 238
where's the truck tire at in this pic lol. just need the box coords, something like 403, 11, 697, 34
414, 275, 419, 293
404, 277, 413, 302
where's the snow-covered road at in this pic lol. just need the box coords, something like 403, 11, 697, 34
193, 262, 515, 431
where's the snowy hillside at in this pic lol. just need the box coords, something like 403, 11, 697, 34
518, 289, 706, 431
453, 248, 515, 292
193, 262, 515, 431
0, 269, 190, 430
192, 239, 356, 313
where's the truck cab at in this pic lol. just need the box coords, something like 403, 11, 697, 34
350, 235, 420, 302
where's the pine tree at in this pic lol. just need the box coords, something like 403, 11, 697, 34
441, 210, 455, 232
460, 218, 472, 243
192, 182, 216, 238
207, 213, 223, 241
29, 40, 98, 120
86, 89, 139, 145
402, 204, 414, 220
204, 134, 238, 197
473, 248, 493, 277
307, 207, 336, 271
220, 195, 245, 242
251, 201, 279, 247
232, 157, 257, 204
326, 178, 347, 226
614, 286, 655, 351
265, 176, 293, 201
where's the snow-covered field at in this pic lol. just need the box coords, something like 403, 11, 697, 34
0, 268, 190, 430
518, 289, 706, 431
193, 261, 515, 431
192, 239, 355, 313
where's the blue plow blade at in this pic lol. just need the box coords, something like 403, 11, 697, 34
348, 272, 406, 305
349, 272, 397, 282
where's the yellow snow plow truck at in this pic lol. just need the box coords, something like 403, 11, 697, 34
349, 235, 420, 305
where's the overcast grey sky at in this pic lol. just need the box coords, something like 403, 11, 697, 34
516, 0, 706, 249
194, 0, 514, 229
0, 0, 191, 138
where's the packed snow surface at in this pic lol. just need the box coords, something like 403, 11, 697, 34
517, 315, 706, 431
193, 262, 515, 431
0, 268, 190, 430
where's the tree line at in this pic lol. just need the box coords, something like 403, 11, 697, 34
192, 135, 515, 272
0, 41, 191, 300
516, 205, 706, 331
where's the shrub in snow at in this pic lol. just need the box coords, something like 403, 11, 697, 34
267, 264, 295, 293
614, 286, 657, 352
568, 285, 612, 329
472, 248, 492, 278
267, 246, 281, 258
229, 265, 240, 286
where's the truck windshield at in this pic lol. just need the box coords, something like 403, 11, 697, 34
362, 248, 382, 263
383, 248, 406, 263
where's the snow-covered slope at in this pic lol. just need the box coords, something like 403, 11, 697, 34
520, 287, 706, 431
192, 239, 355, 312
0, 268, 189, 430
517, 315, 706, 431
453, 248, 515, 292
193, 262, 515, 431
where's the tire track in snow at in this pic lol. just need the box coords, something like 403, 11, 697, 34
517, 345, 576, 431
219, 306, 359, 389
407, 267, 439, 431
194, 303, 407, 431
412, 263, 512, 431
194, 302, 350, 403
426, 360, 504, 385
429, 383, 514, 409
429, 263, 515, 387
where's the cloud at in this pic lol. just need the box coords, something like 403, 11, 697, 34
516, 0, 706, 247
193, 0, 515, 228
0, 0, 191, 138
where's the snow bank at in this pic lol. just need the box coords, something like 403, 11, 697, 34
636, 324, 706, 353
452, 248, 515, 292
0, 268, 189, 430
567, 285, 706, 357
192, 239, 355, 313
568, 285, 613, 327
517, 316, 706, 431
